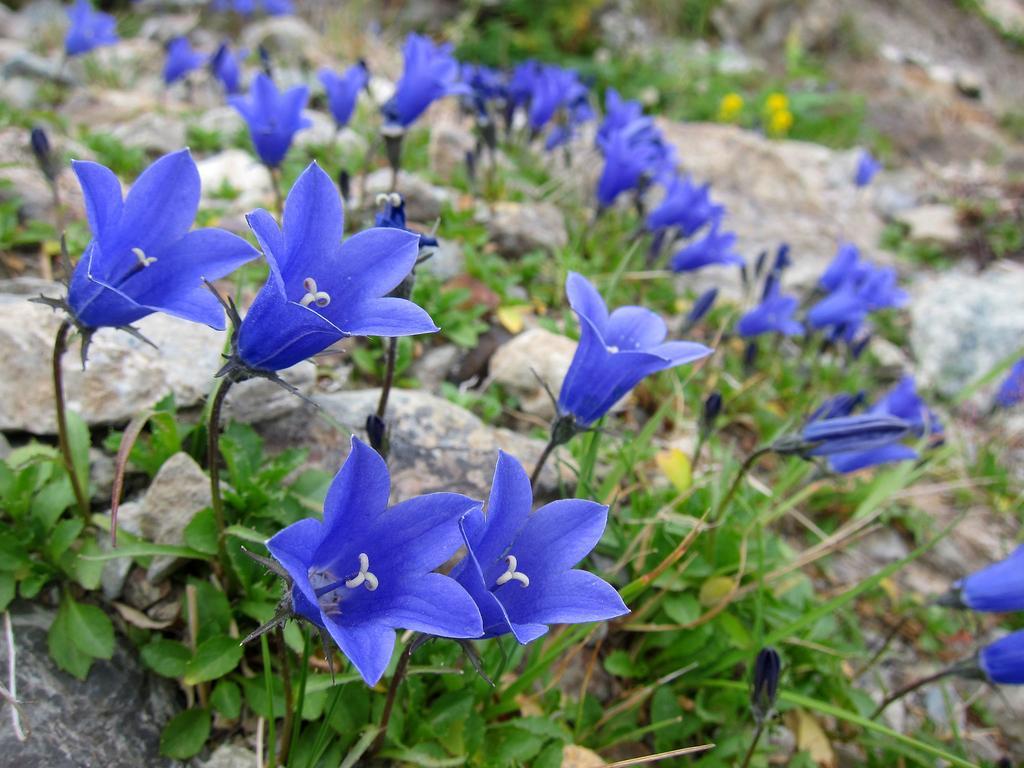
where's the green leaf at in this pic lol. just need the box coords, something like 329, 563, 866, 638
603, 649, 647, 678
183, 635, 243, 685
47, 594, 97, 679
183, 508, 219, 555
66, 596, 115, 660
140, 639, 192, 678
211, 679, 242, 719
81, 541, 211, 561
0, 572, 15, 612
159, 707, 211, 760
223, 524, 268, 544
69, 537, 105, 590
663, 593, 701, 625
47, 518, 83, 560
30, 478, 75, 529
65, 409, 91, 497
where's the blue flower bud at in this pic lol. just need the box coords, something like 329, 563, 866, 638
751, 647, 781, 722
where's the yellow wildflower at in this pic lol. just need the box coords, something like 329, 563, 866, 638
717, 92, 744, 123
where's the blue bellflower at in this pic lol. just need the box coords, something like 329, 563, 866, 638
597, 88, 644, 146
670, 221, 744, 273
646, 175, 724, 238
65, 0, 118, 57
980, 630, 1024, 685
794, 414, 912, 457
381, 34, 466, 129
819, 242, 860, 293
596, 118, 675, 208
374, 192, 438, 250
236, 163, 437, 372
210, 42, 246, 95
854, 151, 881, 187
452, 452, 628, 643
953, 545, 1024, 612
229, 73, 311, 168
737, 286, 803, 338
558, 272, 711, 426
266, 437, 483, 685
65, 149, 257, 332
318, 63, 368, 129
996, 359, 1024, 408
164, 37, 207, 86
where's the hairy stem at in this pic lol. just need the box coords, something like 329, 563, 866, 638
207, 376, 235, 563
370, 634, 416, 756
52, 321, 90, 522
738, 721, 766, 768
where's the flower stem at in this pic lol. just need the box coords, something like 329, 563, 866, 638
529, 434, 559, 490
370, 633, 416, 756
268, 165, 284, 217
375, 337, 399, 420
276, 627, 294, 767
52, 320, 90, 522
206, 375, 235, 562
738, 721, 766, 768
715, 446, 773, 522
870, 667, 956, 720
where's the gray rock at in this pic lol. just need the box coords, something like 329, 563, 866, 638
257, 388, 566, 500
89, 448, 114, 504
109, 112, 188, 157
365, 170, 451, 223
240, 16, 323, 60
409, 344, 460, 393
896, 204, 962, 245
100, 500, 144, 601
293, 112, 366, 157
193, 106, 245, 137
428, 120, 477, 179
421, 239, 464, 281
0, 164, 86, 223
0, 602, 178, 767
910, 263, 1024, 398
197, 743, 259, 768
0, 279, 225, 434
123, 452, 211, 582
221, 362, 317, 425
487, 327, 577, 419
481, 201, 569, 258
138, 12, 201, 42
1, 50, 77, 86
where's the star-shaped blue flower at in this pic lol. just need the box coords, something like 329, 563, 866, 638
596, 118, 675, 208
670, 221, 744, 273
229, 72, 311, 168
558, 272, 711, 427
737, 287, 803, 338
452, 451, 628, 644
210, 42, 246, 95
267, 437, 483, 685
65, 0, 118, 57
318, 62, 368, 130
646, 175, 724, 238
381, 34, 466, 129
236, 162, 437, 372
65, 149, 257, 332
164, 37, 207, 86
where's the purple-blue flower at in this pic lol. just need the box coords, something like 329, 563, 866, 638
646, 175, 724, 238
953, 545, 1024, 612
854, 150, 881, 187
819, 242, 860, 293
318, 62, 368, 129
452, 452, 628, 643
65, 149, 257, 331
597, 88, 643, 146
995, 359, 1024, 408
381, 34, 465, 129
266, 437, 483, 685
737, 287, 803, 337
596, 118, 675, 208
796, 414, 912, 457
236, 163, 437, 372
669, 221, 744, 273
229, 73, 311, 168
163, 37, 207, 86
558, 272, 711, 426
980, 630, 1024, 685
210, 42, 246, 95
374, 192, 437, 250
65, 0, 118, 57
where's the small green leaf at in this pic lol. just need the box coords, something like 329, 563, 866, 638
663, 593, 701, 625
141, 639, 192, 678
159, 707, 211, 759
183, 635, 243, 685
47, 518, 84, 560
81, 541, 211, 561
183, 508, 219, 555
0, 572, 15, 612
66, 596, 115, 660
69, 537, 105, 590
211, 679, 242, 719
603, 649, 647, 678
48, 595, 94, 679
65, 409, 91, 497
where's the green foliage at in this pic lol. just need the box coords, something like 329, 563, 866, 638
47, 592, 114, 680
159, 708, 212, 760
80, 131, 146, 178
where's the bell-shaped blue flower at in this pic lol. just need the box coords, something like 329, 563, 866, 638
980, 630, 1024, 685
597, 88, 643, 146
794, 414, 912, 457
374, 192, 437, 250
854, 151, 881, 187
210, 42, 246, 95
65, 0, 118, 57
266, 437, 483, 685
737, 286, 803, 337
66, 149, 257, 331
996, 359, 1024, 408
646, 175, 724, 238
236, 163, 437, 372
381, 33, 466, 129
952, 545, 1024, 612
669, 221, 744, 273
819, 242, 860, 292
452, 452, 628, 643
229, 73, 311, 168
596, 118, 675, 208
318, 62, 368, 129
164, 37, 207, 86
558, 272, 711, 426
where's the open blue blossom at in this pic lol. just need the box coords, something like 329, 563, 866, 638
669, 221, 744, 273
65, 0, 118, 57
236, 163, 437, 372
210, 42, 246, 95
597, 88, 643, 146
952, 545, 1024, 612
737, 287, 803, 338
381, 34, 465, 129
809, 260, 906, 335
229, 73, 311, 168
266, 437, 483, 685
452, 452, 628, 643
596, 118, 675, 208
558, 272, 711, 426
996, 359, 1024, 408
980, 630, 1024, 685
65, 149, 257, 332
854, 151, 881, 187
460, 62, 505, 117
318, 62, 368, 129
163, 37, 206, 86
819, 242, 860, 293
646, 175, 724, 238
527, 65, 589, 133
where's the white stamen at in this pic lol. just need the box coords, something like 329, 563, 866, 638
132, 247, 157, 267
375, 192, 389, 206
299, 276, 331, 308
388, 192, 402, 207
344, 552, 378, 591
606, 344, 620, 354
495, 554, 530, 588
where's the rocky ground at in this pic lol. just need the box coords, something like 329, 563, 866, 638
0, 0, 1023, 766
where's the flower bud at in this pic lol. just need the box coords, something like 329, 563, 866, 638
751, 646, 781, 723
686, 288, 718, 327
30, 126, 59, 182
365, 413, 388, 455
700, 391, 723, 438
775, 414, 911, 457
337, 168, 350, 203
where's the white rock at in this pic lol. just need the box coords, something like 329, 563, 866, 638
196, 149, 274, 210
109, 111, 187, 156
487, 328, 577, 419
897, 204, 962, 245
481, 201, 569, 258
428, 120, 477, 179
221, 362, 317, 424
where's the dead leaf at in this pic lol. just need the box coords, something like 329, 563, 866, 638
655, 448, 692, 494
562, 744, 605, 767
113, 601, 174, 630
785, 709, 836, 768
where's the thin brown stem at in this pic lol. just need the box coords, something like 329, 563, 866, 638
52, 320, 90, 522
529, 435, 559, 490
375, 337, 398, 420
370, 635, 415, 756
207, 376, 235, 563
738, 721, 765, 768
715, 447, 772, 522
870, 667, 956, 720
275, 627, 294, 767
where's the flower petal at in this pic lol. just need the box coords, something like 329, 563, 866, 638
322, 617, 395, 686
566, 271, 608, 335
266, 517, 323, 620
366, 492, 480, 575
316, 437, 391, 563
506, 498, 608, 579
605, 306, 667, 350
318, 227, 420, 309
72, 160, 123, 248
245, 208, 287, 295
466, 452, 532, 568
340, 573, 482, 638
235, 285, 343, 371
499, 569, 628, 628
280, 162, 343, 283
340, 297, 438, 337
